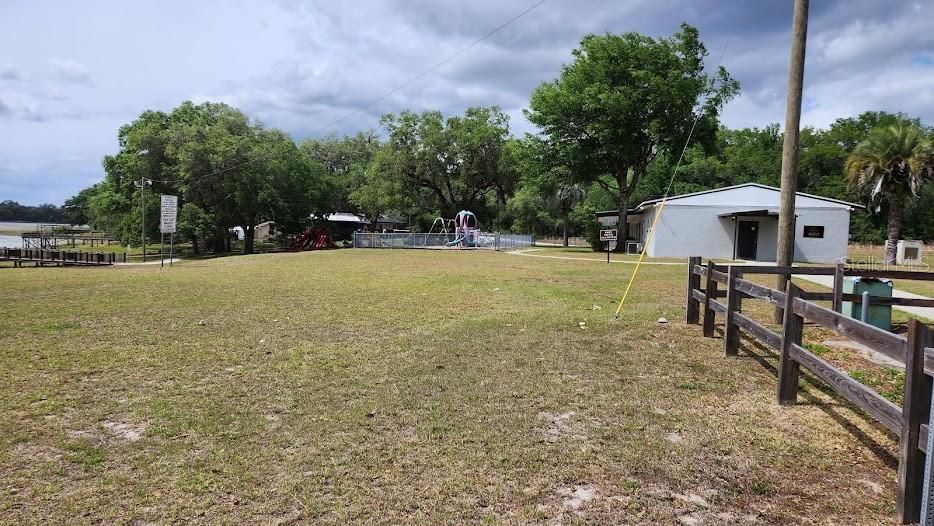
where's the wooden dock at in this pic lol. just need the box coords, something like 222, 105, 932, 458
21, 231, 117, 250
0, 248, 124, 267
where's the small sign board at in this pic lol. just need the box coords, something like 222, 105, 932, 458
803, 225, 824, 238
599, 229, 617, 242
160, 195, 178, 234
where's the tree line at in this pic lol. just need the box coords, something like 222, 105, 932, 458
64, 23, 933, 255
0, 201, 68, 224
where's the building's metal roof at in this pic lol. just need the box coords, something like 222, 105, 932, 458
595, 183, 863, 216
309, 212, 370, 224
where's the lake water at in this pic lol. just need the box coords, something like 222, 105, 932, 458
0, 235, 22, 248
0, 222, 73, 248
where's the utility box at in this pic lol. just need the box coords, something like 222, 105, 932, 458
842, 277, 893, 331
897, 240, 924, 265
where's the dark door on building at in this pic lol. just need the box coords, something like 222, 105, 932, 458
737, 221, 758, 260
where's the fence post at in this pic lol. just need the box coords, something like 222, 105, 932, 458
686, 256, 701, 324
723, 266, 742, 356
832, 262, 845, 313
897, 319, 933, 524
777, 281, 804, 405
702, 260, 718, 338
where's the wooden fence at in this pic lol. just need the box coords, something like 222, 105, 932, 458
686, 257, 934, 523
0, 248, 124, 266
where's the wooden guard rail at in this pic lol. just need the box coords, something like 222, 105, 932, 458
685, 256, 934, 524
0, 247, 123, 266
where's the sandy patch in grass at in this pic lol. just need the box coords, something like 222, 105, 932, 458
539, 411, 586, 443
103, 420, 146, 442
15, 443, 65, 462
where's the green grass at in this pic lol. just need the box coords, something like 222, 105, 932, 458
0, 249, 900, 524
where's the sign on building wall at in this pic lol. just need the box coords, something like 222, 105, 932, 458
803, 225, 824, 238
160, 195, 178, 234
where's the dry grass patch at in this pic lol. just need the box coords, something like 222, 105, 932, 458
0, 249, 903, 524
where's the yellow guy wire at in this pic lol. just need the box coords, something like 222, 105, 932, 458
613, 197, 669, 320
613, 0, 746, 320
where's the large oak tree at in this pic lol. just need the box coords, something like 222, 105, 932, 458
527, 24, 738, 250
358, 107, 516, 221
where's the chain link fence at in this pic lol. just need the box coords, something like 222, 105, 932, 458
353, 232, 534, 251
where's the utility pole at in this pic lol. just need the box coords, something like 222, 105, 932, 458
775, 0, 809, 322
133, 149, 151, 262
134, 175, 152, 262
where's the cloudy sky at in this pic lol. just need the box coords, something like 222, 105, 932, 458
1, 0, 932, 205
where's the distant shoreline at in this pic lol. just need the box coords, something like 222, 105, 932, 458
0, 221, 75, 236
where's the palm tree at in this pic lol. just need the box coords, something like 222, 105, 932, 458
846, 123, 934, 264
555, 183, 586, 247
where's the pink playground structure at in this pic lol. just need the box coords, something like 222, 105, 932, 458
450, 210, 479, 248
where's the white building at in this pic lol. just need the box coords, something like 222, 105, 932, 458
595, 183, 862, 263
255, 221, 277, 241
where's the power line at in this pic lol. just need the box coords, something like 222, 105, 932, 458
312, 0, 548, 136
146, 0, 548, 187
614, 0, 748, 319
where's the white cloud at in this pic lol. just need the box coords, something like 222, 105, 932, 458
0, 0, 931, 204
51, 59, 92, 86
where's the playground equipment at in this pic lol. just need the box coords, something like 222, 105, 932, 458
353, 210, 535, 250
290, 228, 336, 250
446, 210, 479, 248
428, 217, 456, 236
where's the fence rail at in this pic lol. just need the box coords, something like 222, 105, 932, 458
0, 247, 122, 266
353, 232, 533, 251
686, 257, 934, 523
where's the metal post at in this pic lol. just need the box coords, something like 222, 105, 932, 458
160, 232, 164, 267
169, 233, 174, 267
861, 291, 870, 323
921, 388, 934, 525
141, 175, 146, 262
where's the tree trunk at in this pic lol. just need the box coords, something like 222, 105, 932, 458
212, 232, 226, 254
614, 190, 628, 253
562, 213, 570, 247
885, 195, 903, 265
244, 224, 255, 254
191, 236, 200, 255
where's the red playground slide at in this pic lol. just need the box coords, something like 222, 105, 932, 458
290, 228, 336, 250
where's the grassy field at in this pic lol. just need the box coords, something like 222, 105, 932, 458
0, 248, 904, 524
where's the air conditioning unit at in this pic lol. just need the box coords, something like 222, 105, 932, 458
626, 241, 643, 254
896, 240, 924, 265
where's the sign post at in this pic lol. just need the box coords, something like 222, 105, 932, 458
599, 229, 617, 264
160, 195, 178, 267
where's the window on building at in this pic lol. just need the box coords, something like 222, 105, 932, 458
803, 225, 824, 238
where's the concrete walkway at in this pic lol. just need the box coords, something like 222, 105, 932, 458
794, 273, 934, 321
115, 258, 182, 266
508, 248, 685, 266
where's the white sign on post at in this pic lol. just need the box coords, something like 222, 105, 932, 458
599, 229, 617, 242
160, 195, 178, 234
